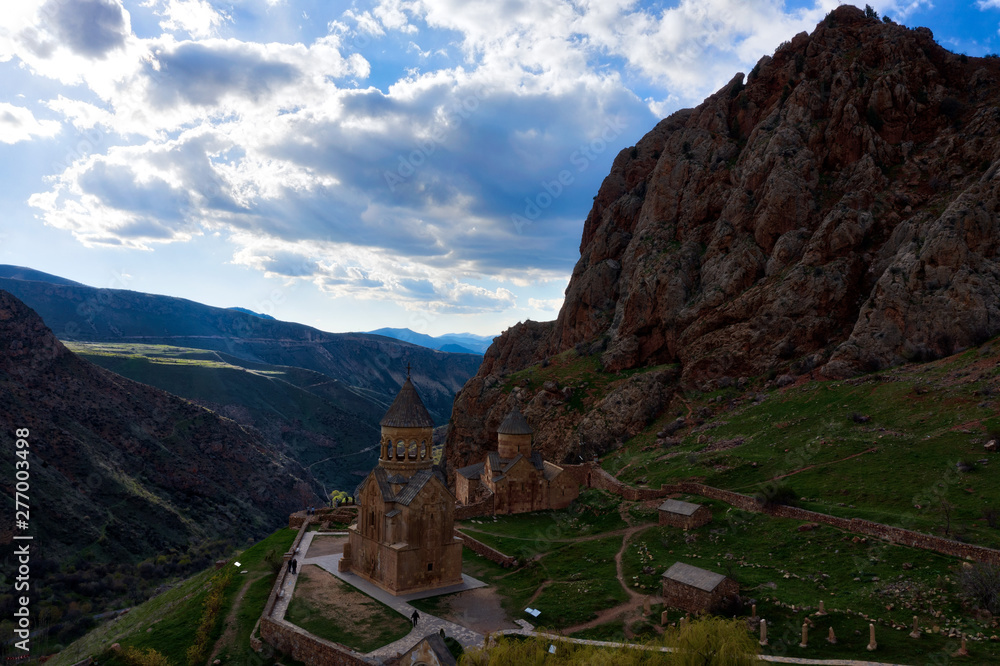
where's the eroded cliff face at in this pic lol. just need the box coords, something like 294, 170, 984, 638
448, 6, 1000, 471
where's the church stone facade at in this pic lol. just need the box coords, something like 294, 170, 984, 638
339, 375, 463, 595
455, 404, 579, 514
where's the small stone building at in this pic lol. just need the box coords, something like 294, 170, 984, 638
455, 405, 579, 514
658, 499, 712, 529
340, 373, 463, 595
391, 633, 457, 666
661, 562, 739, 614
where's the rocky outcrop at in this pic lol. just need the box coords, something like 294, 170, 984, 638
0, 290, 324, 561
447, 6, 1000, 471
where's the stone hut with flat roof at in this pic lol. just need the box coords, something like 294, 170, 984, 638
661, 562, 739, 614
339, 372, 463, 595
455, 404, 579, 514
658, 499, 712, 529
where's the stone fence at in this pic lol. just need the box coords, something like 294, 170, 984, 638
546, 463, 1000, 565
289, 506, 359, 529
258, 516, 378, 665
454, 530, 517, 568
675, 482, 1000, 566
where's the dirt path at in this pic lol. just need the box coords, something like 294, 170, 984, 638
767, 447, 877, 482
558, 524, 657, 636
525, 580, 552, 607
207, 572, 266, 663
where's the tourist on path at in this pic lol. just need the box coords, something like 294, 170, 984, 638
411, 610, 419, 627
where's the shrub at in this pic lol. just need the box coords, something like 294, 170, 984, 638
962, 563, 1000, 615
865, 4, 878, 20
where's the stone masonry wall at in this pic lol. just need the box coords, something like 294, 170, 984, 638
454, 493, 495, 520
259, 518, 377, 665
561, 464, 1000, 565
454, 530, 517, 567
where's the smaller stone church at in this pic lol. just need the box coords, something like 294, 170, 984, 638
455, 404, 579, 514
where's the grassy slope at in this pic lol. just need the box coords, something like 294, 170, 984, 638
48, 528, 298, 666
65, 342, 382, 492
600, 339, 1000, 549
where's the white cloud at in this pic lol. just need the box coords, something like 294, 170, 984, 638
155, 0, 231, 39
0, 103, 61, 143
528, 297, 563, 312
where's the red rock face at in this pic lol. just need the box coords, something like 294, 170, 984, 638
447, 6, 1000, 472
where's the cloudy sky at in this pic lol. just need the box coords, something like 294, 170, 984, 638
1, 0, 998, 337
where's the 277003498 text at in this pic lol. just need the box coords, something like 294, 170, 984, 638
13, 427, 32, 653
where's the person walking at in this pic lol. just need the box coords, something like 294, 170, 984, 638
411, 610, 419, 627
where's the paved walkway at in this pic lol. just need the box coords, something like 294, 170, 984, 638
284, 531, 486, 661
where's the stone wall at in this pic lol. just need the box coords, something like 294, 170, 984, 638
567, 464, 1000, 566
260, 616, 377, 666
259, 517, 379, 665
289, 507, 359, 529
455, 494, 494, 520
454, 530, 517, 567
674, 482, 1000, 565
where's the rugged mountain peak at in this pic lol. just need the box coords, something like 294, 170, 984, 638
0, 289, 70, 378
447, 7, 1000, 470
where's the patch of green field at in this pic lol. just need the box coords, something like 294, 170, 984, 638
64, 341, 382, 492
285, 568, 411, 653
458, 489, 627, 557
603, 340, 1000, 550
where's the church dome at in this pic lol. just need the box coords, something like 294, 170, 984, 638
497, 404, 533, 435
380, 377, 434, 428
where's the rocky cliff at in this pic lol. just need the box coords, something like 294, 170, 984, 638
0, 290, 324, 562
448, 5, 1000, 471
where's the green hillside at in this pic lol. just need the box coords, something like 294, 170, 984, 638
66, 343, 385, 493
44, 528, 299, 666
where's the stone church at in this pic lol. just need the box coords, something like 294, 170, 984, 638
339, 372, 463, 595
455, 404, 579, 514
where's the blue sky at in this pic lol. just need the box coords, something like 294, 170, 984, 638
1, 0, 997, 337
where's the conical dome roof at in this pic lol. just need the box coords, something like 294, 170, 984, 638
497, 404, 533, 435
380, 377, 434, 428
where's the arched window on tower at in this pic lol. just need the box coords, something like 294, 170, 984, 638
409, 440, 417, 460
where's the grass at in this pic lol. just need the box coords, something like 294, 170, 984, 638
602, 339, 1000, 549
285, 566, 411, 653
501, 348, 676, 415
64, 342, 383, 492
619, 502, 1000, 662
48, 528, 298, 666
457, 489, 626, 557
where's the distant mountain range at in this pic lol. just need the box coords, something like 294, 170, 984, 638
0, 290, 324, 563
0, 265, 483, 502
368, 327, 496, 354
0, 266, 481, 424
